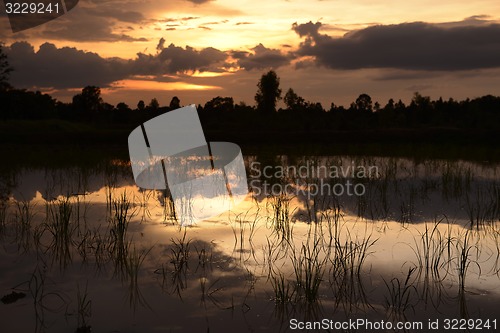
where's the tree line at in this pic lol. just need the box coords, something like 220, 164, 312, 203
1, 44, 499, 134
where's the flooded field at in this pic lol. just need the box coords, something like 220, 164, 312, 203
0, 155, 499, 332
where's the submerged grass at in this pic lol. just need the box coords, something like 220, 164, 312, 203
76, 282, 92, 332
267, 193, 294, 243
456, 229, 480, 292
1, 157, 500, 331
0, 200, 8, 237
14, 200, 36, 252
45, 198, 75, 268
410, 218, 453, 281
270, 272, 295, 306
160, 229, 192, 298
292, 241, 326, 304
108, 192, 135, 277
465, 186, 499, 229
230, 208, 260, 259
329, 230, 377, 313
383, 266, 418, 320
126, 245, 152, 311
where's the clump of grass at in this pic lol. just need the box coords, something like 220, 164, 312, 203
270, 272, 295, 306
45, 198, 75, 268
328, 229, 377, 312
465, 187, 498, 230
492, 183, 500, 222
303, 183, 329, 224
321, 198, 343, 248
77, 227, 108, 270
230, 209, 260, 259
267, 193, 294, 243
194, 244, 212, 273
332, 233, 376, 280
410, 219, 452, 281
76, 282, 92, 333
456, 229, 480, 292
291, 239, 326, 304
0, 200, 8, 237
136, 189, 154, 223
12, 264, 68, 333
398, 187, 417, 225
383, 266, 418, 320
110, 192, 132, 238
14, 200, 36, 252
441, 163, 471, 201
108, 192, 134, 276
170, 230, 191, 272
126, 245, 152, 311
263, 236, 287, 280
163, 230, 192, 297
490, 226, 500, 277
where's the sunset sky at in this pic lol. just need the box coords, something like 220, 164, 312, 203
2, 0, 500, 108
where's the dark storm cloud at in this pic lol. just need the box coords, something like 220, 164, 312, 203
41, 12, 148, 42
293, 21, 322, 38
154, 43, 227, 72
234, 44, 291, 70
85, 8, 145, 23
5, 0, 219, 43
5, 2, 149, 42
293, 20, 500, 70
5, 40, 230, 89
6, 42, 128, 88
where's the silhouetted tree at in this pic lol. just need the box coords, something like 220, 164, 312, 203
71, 86, 104, 121
102, 103, 114, 113
284, 88, 306, 112
309, 102, 324, 113
137, 100, 145, 111
169, 96, 180, 110
255, 70, 281, 113
116, 102, 130, 112
113, 102, 130, 123
73, 86, 103, 113
149, 98, 159, 112
204, 96, 234, 112
353, 93, 373, 112
0, 89, 56, 119
0, 43, 13, 91
378, 98, 396, 127
234, 101, 254, 113
410, 92, 432, 125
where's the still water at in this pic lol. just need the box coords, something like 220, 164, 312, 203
0, 155, 499, 332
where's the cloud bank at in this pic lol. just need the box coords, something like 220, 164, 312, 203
5, 40, 287, 89
6, 17, 500, 90
292, 20, 500, 70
